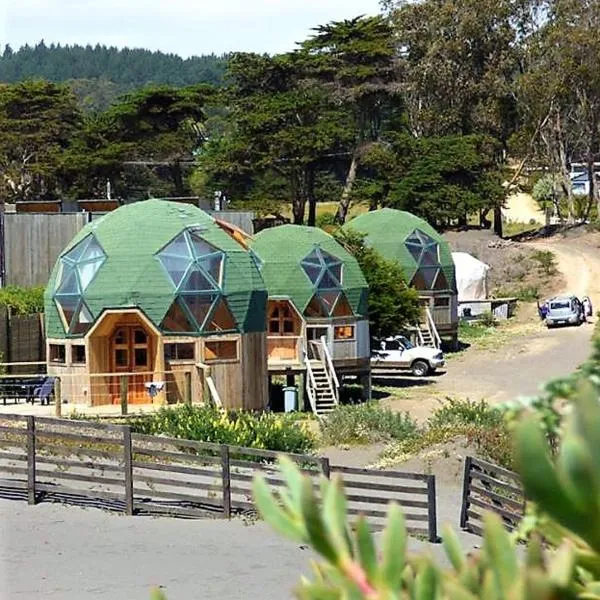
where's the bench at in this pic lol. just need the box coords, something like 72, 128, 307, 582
0, 376, 48, 405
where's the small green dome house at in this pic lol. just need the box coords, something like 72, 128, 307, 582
250, 225, 371, 410
45, 200, 268, 409
343, 208, 458, 345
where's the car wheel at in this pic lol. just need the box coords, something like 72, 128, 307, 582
411, 360, 430, 377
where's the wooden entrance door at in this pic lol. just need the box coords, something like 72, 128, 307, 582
267, 301, 301, 361
110, 325, 152, 404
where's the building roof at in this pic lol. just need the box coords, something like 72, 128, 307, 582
45, 199, 266, 339
250, 224, 368, 318
342, 208, 456, 293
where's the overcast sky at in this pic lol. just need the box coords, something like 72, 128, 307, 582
1, 0, 383, 57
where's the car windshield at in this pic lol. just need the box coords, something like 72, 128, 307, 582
550, 301, 570, 310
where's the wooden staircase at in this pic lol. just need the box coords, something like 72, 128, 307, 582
304, 336, 340, 417
417, 306, 442, 349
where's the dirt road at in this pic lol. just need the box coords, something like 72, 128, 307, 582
382, 233, 600, 421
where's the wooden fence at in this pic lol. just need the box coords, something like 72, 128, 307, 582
0, 307, 45, 372
459, 456, 525, 536
0, 415, 438, 540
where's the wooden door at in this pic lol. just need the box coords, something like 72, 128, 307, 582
267, 301, 301, 361
110, 325, 152, 404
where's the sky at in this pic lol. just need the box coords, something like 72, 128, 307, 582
1, 0, 383, 57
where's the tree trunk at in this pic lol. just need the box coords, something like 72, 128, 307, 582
291, 172, 305, 225
335, 152, 359, 225
586, 156, 595, 220
493, 207, 503, 238
170, 161, 185, 196
555, 116, 574, 221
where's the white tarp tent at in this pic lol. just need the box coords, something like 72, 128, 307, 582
452, 252, 490, 302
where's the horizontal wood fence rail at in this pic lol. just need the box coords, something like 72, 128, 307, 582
0, 416, 438, 538
460, 456, 525, 537
330, 465, 438, 542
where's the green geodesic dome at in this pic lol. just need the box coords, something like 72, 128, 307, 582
342, 208, 456, 293
44, 199, 267, 339
250, 225, 368, 318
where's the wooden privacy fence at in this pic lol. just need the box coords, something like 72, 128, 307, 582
0, 415, 438, 540
460, 456, 525, 536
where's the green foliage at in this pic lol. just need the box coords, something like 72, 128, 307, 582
0, 42, 227, 93
478, 311, 498, 328
334, 229, 420, 338
0, 286, 44, 315
427, 398, 503, 430
248, 383, 600, 599
531, 250, 557, 276
130, 404, 315, 454
320, 402, 418, 445
494, 284, 540, 302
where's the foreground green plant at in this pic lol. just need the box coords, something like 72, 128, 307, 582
251, 382, 600, 599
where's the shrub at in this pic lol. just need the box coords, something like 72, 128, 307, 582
130, 405, 315, 454
0, 286, 44, 315
428, 397, 503, 429
531, 249, 557, 276
478, 311, 497, 328
320, 402, 418, 445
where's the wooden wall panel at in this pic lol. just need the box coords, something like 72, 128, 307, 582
5, 213, 88, 287
241, 332, 268, 411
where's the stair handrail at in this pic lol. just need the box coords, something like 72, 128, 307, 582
425, 306, 442, 348
302, 345, 318, 415
320, 335, 339, 404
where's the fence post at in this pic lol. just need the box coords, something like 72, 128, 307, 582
122, 426, 134, 516
426, 475, 438, 543
459, 456, 472, 530
184, 371, 192, 406
221, 444, 231, 518
120, 375, 128, 416
26, 415, 36, 505
320, 457, 331, 479
54, 377, 62, 417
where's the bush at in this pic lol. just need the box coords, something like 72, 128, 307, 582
478, 311, 497, 328
428, 397, 503, 429
0, 286, 44, 315
130, 405, 315, 454
531, 249, 557, 276
320, 402, 418, 445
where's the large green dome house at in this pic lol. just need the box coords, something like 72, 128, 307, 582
44, 200, 268, 410
343, 208, 458, 346
250, 225, 371, 414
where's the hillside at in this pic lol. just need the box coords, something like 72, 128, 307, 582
0, 42, 228, 110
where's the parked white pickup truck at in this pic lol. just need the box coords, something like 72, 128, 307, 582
370, 335, 445, 376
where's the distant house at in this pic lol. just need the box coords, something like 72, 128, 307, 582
570, 163, 600, 196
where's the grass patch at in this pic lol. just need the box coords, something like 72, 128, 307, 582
373, 398, 514, 470
130, 405, 315, 454
502, 220, 541, 237
457, 319, 539, 352
320, 402, 418, 445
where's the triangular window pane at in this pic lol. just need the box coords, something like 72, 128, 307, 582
329, 263, 342, 283
302, 249, 322, 266
198, 253, 223, 285
70, 302, 94, 335
420, 247, 439, 267
77, 259, 103, 290
410, 271, 428, 290
205, 298, 236, 332
159, 255, 190, 288
406, 233, 421, 246
332, 293, 353, 317
320, 250, 339, 267
55, 296, 80, 332
318, 269, 339, 290
189, 233, 217, 259
406, 244, 422, 262
162, 233, 191, 258
416, 230, 435, 246
182, 268, 217, 292
305, 295, 327, 317
182, 294, 216, 329
57, 269, 80, 295
302, 263, 322, 284
422, 267, 438, 289
319, 291, 339, 316
81, 236, 105, 262
64, 236, 91, 262
434, 270, 449, 290
161, 300, 196, 333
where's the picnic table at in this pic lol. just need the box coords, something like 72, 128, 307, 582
0, 376, 51, 405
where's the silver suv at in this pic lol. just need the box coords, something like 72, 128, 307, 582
546, 295, 583, 328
